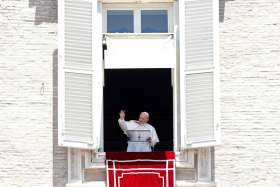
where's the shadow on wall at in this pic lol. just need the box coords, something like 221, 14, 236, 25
220, 0, 234, 23
53, 49, 68, 187
29, 0, 57, 25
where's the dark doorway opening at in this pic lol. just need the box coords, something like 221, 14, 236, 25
104, 69, 173, 151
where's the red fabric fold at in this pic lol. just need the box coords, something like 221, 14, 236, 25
106, 151, 175, 187
106, 151, 175, 160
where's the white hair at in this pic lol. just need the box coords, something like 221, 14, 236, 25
141, 111, 150, 119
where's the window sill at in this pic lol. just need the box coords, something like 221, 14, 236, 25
66, 181, 216, 187
103, 32, 174, 39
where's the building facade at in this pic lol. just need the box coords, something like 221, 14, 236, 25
0, 0, 279, 187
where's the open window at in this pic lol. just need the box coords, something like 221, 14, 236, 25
102, 3, 176, 152
58, 0, 220, 152
103, 69, 174, 151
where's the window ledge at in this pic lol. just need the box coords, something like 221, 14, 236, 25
84, 165, 106, 171
66, 181, 106, 187
103, 32, 174, 39
90, 151, 195, 169
66, 181, 215, 187
176, 181, 216, 187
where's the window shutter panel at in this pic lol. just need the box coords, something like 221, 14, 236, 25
58, 0, 103, 149
179, 0, 220, 149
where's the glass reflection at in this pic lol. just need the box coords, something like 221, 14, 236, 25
141, 10, 168, 33
107, 10, 134, 33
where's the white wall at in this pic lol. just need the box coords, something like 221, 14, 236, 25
0, 0, 67, 186
216, 0, 280, 186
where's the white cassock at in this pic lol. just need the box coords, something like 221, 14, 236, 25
118, 119, 159, 152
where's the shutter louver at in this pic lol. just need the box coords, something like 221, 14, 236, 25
179, 0, 220, 149
64, 0, 93, 145
185, 72, 214, 144
185, 0, 214, 70
65, 73, 92, 143
64, 0, 93, 70
58, 0, 103, 149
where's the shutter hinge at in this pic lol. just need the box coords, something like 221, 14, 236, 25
216, 123, 220, 130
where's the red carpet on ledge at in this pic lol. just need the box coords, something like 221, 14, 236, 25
106, 151, 175, 187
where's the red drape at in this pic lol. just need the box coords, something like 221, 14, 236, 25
106, 151, 175, 187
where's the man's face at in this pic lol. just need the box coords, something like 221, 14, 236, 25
138, 113, 148, 124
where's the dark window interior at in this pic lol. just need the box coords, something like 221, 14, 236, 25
103, 69, 173, 151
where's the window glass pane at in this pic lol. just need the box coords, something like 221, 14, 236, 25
107, 10, 134, 33
141, 10, 168, 33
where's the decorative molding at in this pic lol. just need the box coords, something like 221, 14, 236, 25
197, 147, 212, 182
101, 0, 175, 3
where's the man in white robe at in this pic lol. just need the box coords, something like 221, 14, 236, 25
118, 110, 159, 152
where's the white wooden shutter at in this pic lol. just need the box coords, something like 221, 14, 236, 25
58, 0, 103, 149
179, 0, 220, 149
